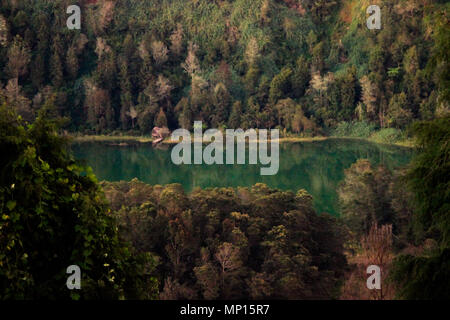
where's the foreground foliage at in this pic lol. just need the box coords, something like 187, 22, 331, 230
0, 104, 158, 299
391, 115, 450, 300
338, 116, 450, 300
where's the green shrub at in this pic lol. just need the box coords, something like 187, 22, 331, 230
332, 121, 376, 138
369, 128, 405, 144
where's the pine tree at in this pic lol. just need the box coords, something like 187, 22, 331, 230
269, 67, 292, 104
154, 108, 168, 128
66, 45, 79, 80
170, 23, 184, 57
291, 56, 310, 98
6, 35, 30, 79
228, 101, 243, 129
177, 97, 192, 130
50, 36, 64, 88
211, 83, 231, 127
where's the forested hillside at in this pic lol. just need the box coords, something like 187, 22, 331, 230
0, 0, 448, 138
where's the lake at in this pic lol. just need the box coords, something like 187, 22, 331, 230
72, 139, 413, 215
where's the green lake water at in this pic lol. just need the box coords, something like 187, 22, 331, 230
72, 139, 413, 215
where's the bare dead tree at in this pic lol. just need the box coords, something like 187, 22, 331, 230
215, 242, 242, 290
362, 224, 394, 300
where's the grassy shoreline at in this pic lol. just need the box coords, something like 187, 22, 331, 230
70, 134, 414, 148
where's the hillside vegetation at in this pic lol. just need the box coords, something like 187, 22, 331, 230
0, 0, 448, 140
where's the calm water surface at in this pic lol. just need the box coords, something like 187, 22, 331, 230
72, 139, 413, 215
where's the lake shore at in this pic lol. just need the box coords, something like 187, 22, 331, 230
70, 134, 414, 148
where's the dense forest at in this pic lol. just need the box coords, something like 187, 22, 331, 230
101, 180, 348, 299
0, 0, 448, 141
0, 0, 449, 300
